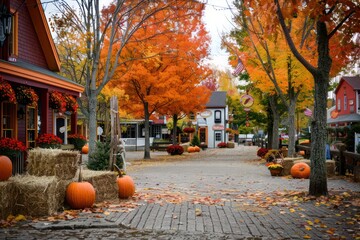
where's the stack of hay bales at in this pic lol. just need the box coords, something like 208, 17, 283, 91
0, 148, 119, 219
0, 149, 79, 218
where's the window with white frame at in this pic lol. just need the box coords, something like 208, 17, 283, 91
214, 110, 221, 123
344, 95, 347, 111
337, 99, 341, 111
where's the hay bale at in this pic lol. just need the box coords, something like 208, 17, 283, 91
0, 180, 17, 219
281, 157, 304, 176
293, 159, 335, 177
81, 170, 118, 202
12, 175, 70, 217
27, 148, 79, 180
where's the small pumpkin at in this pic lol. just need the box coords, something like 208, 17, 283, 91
114, 164, 135, 199
0, 155, 12, 181
298, 150, 305, 156
82, 144, 89, 154
291, 162, 310, 179
66, 165, 95, 209
194, 146, 200, 152
188, 146, 195, 153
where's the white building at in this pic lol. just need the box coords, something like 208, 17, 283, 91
197, 91, 229, 148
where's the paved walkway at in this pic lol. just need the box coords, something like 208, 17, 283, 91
1, 145, 359, 239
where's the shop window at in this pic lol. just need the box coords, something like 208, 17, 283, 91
1, 102, 16, 138
215, 132, 222, 141
26, 106, 37, 148
8, 10, 18, 56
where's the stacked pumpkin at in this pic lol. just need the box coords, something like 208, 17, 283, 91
188, 146, 200, 153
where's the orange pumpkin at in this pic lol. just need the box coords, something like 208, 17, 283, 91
0, 155, 12, 181
82, 144, 89, 154
298, 150, 305, 156
114, 164, 135, 199
291, 162, 310, 179
194, 146, 200, 152
66, 181, 96, 209
188, 146, 195, 153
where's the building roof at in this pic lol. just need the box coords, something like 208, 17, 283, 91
0, 60, 83, 93
26, 0, 61, 71
335, 76, 360, 94
206, 91, 227, 108
327, 112, 360, 125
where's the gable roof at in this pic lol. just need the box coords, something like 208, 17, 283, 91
206, 91, 227, 108
26, 0, 60, 71
335, 76, 360, 94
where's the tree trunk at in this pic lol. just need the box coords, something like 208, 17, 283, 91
287, 97, 296, 157
143, 102, 151, 159
88, 90, 98, 158
267, 100, 273, 148
309, 21, 331, 196
269, 95, 280, 149
172, 114, 178, 145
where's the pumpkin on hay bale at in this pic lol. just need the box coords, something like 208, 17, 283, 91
291, 162, 311, 179
66, 164, 95, 209
114, 164, 135, 199
27, 148, 79, 180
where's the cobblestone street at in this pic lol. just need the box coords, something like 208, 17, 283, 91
1, 145, 359, 239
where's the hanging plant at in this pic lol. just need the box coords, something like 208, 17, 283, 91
16, 86, 39, 106
64, 94, 78, 112
49, 91, 66, 113
183, 127, 195, 133
0, 79, 16, 103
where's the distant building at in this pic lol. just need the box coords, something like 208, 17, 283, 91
196, 91, 229, 148
327, 76, 360, 127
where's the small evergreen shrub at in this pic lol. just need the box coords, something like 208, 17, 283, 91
87, 139, 123, 170
166, 145, 184, 155
191, 135, 200, 147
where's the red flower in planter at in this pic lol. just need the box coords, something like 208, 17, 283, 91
0, 137, 27, 159
36, 133, 62, 148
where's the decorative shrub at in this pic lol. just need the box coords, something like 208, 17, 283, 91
15, 86, 39, 106
183, 127, 195, 134
166, 145, 184, 155
217, 142, 227, 148
257, 148, 269, 158
68, 134, 87, 151
0, 79, 16, 103
49, 91, 66, 113
36, 133, 62, 149
0, 137, 27, 159
87, 139, 123, 170
191, 134, 200, 147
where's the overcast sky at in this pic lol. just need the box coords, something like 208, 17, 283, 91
41, 0, 236, 71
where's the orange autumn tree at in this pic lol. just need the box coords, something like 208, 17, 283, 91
51, 0, 185, 156
105, 1, 210, 159
226, 7, 314, 156
239, 0, 360, 196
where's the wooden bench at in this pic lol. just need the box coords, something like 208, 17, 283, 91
151, 141, 173, 151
